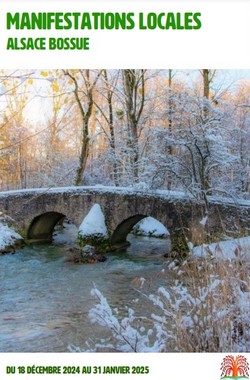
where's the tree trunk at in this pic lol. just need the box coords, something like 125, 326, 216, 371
103, 70, 120, 186
122, 69, 145, 184
63, 69, 101, 186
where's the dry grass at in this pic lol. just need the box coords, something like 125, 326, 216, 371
85, 242, 250, 353
149, 246, 250, 352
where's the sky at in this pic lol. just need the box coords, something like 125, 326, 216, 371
1, 69, 250, 126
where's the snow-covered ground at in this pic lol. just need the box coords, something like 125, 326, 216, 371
132, 216, 169, 238
0, 223, 23, 253
192, 235, 250, 260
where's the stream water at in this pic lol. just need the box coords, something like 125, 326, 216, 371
0, 225, 172, 352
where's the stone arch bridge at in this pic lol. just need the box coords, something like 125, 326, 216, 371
0, 187, 249, 251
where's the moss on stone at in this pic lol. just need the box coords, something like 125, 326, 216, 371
78, 233, 110, 253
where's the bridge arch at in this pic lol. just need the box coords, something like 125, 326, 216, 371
27, 211, 66, 243
0, 187, 249, 250
110, 214, 169, 249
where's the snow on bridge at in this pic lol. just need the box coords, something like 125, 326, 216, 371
0, 186, 249, 250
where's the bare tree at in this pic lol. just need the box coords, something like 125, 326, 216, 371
63, 69, 102, 185
122, 69, 146, 184
200, 69, 216, 118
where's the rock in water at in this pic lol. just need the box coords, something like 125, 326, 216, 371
66, 246, 107, 264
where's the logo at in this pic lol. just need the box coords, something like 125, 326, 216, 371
221, 355, 249, 380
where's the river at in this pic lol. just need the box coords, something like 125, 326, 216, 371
0, 224, 172, 352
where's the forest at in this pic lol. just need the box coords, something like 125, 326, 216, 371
0, 69, 250, 353
0, 69, 249, 200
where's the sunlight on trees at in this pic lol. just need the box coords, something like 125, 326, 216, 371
0, 69, 249, 199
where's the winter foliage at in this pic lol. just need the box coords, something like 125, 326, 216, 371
73, 238, 250, 353
1, 69, 249, 353
0, 70, 249, 200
